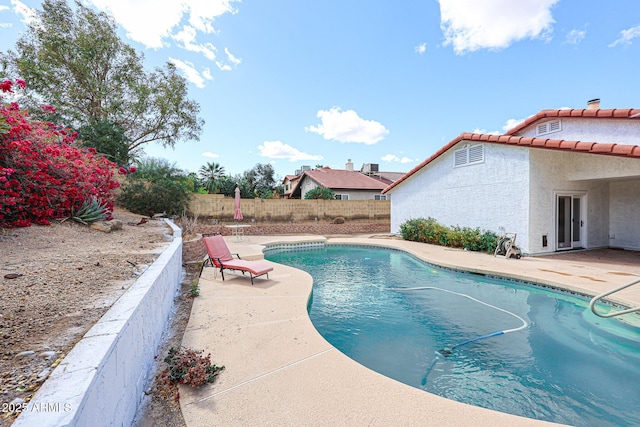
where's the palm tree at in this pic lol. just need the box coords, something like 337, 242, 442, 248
198, 162, 226, 193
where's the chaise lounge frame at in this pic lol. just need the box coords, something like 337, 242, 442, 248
201, 234, 273, 285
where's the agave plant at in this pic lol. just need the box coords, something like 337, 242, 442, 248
71, 196, 109, 225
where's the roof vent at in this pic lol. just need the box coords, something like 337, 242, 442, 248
587, 98, 600, 110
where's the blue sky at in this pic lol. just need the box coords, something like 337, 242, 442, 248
2, 0, 640, 181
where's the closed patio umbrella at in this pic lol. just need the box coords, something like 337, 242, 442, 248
234, 186, 243, 222
232, 187, 244, 241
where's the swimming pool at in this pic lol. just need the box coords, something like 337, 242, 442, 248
265, 245, 640, 427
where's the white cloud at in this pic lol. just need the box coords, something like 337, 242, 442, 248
10, 0, 36, 26
87, 0, 238, 49
88, 0, 178, 48
564, 29, 586, 45
438, 0, 559, 54
258, 141, 323, 162
212, 48, 242, 71
609, 25, 640, 47
306, 107, 389, 144
173, 25, 218, 60
502, 118, 525, 132
381, 154, 415, 164
472, 127, 501, 135
414, 42, 427, 54
202, 152, 220, 159
0, 5, 9, 12
168, 57, 213, 88
225, 48, 241, 65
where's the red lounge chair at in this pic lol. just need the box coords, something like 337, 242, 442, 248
202, 235, 273, 285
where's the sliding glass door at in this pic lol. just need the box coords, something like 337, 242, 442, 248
556, 194, 584, 250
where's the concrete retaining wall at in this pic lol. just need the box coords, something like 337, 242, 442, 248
13, 220, 183, 427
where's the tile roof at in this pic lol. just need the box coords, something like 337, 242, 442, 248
382, 132, 640, 194
366, 171, 406, 185
282, 174, 300, 184
506, 108, 640, 135
303, 167, 388, 191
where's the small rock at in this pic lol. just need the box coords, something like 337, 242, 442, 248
16, 350, 35, 358
38, 350, 56, 360
90, 219, 123, 233
37, 368, 51, 382
107, 219, 123, 231
134, 264, 149, 276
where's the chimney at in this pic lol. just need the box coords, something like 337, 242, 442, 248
346, 159, 354, 171
587, 98, 600, 110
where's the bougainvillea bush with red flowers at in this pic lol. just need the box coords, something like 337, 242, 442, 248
0, 79, 119, 228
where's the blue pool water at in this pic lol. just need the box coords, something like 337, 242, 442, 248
265, 245, 640, 427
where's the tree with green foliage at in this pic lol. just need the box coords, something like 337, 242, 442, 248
198, 162, 226, 194
1, 0, 203, 162
216, 164, 281, 199
244, 163, 277, 198
118, 158, 192, 216
77, 119, 133, 166
304, 187, 335, 200
217, 175, 240, 197
186, 171, 205, 193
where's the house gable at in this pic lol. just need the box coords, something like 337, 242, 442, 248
506, 108, 640, 146
383, 132, 640, 194
506, 108, 640, 136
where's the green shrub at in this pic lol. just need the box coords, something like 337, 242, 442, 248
118, 158, 192, 216
400, 217, 499, 253
189, 280, 200, 298
304, 187, 335, 200
400, 217, 449, 246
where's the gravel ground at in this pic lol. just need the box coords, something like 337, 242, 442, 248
0, 207, 187, 426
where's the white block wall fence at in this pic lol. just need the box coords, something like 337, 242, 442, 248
13, 220, 183, 427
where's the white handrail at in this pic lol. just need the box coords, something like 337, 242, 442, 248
589, 278, 640, 318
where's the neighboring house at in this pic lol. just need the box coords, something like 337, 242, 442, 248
291, 166, 389, 200
383, 101, 640, 255
281, 174, 300, 198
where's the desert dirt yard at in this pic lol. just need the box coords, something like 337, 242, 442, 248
0, 207, 193, 426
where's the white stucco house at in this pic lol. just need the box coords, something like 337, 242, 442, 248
382, 102, 640, 255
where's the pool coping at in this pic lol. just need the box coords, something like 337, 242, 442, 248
179, 235, 640, 427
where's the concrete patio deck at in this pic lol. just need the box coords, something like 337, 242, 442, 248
179, 235, 640, 427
